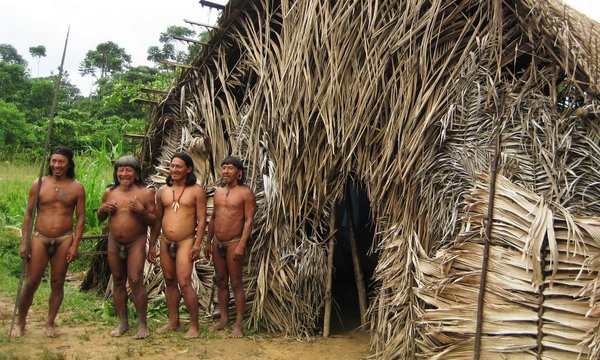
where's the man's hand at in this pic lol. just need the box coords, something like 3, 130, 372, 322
19, 242, 30, 260
203, 242, 211, 261
99, 202, 117, 215
147, 245, 157, 264
190, 247, 201, 262
66, 245, 78, 263
128, 196, 144, 214
233, 244, 245, 261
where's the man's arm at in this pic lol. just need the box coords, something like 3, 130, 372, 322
204, 206, 215, 261
190, 186, 207, 261
67, 183, 86, 263
96, 189, 113, 222
234, 188, 257, 260
20, 180, 37, 259
148, 187, 163, 263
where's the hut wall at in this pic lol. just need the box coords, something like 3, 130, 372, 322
144, 0, 600, 357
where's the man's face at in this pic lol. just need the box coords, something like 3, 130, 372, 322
221, 164, 241, 185
170, 157, 191, 181
49, 154, 69, 177
116, 166, 138, 186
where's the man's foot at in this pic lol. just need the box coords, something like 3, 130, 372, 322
109, 323, 129, 337
156, 322, 179, 333
211, 320, 227, 331
184, 327, 199, 339
230, 326, 244, 338
10, 324, 24, 337
44, 323, 57, 338
133, 324, 150, 339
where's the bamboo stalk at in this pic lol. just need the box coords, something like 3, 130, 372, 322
323, 210, 336, 338
474, 132, 502, 359
346, 183, 367, 329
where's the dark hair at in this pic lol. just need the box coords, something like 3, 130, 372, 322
47, 146, 75, 179
166, 152, 197, 186
221, 156, 245, 184
111, 156, 143, 189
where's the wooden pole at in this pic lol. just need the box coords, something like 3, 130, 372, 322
474, 132, 501, 359
323, 210, 336, 338
345, 183, 368, 329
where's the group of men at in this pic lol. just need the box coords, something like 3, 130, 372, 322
11, 147, 256, 340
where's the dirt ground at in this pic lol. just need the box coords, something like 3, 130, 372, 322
0, 293, 371, 360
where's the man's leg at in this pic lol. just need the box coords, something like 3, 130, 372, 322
107, 239, 129, 336
211, 240, 229, 331
46, 236, 73, 337
12, 237, 50, 337
226, 243, 245, 338
175, 238, 199, 339
156, 238, 180, 333
127, 235, 149, 339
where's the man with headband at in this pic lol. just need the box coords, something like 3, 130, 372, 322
204, 156, 256, 338
13, 146, 86, 337
97, 156, 156, 339
150, 152, 207, 339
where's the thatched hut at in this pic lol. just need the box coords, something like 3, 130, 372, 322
140, 0, 600, 358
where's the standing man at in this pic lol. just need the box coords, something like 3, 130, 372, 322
204, 156, 256, 338
97, 156, 156, 339
13, 146, 86, 338
150, 152, 207, 339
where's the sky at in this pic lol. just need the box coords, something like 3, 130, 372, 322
0, 0, 598, 96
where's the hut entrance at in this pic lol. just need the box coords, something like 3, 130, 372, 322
329, 178, 377, 334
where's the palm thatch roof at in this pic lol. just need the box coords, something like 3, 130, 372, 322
140, 0, 600, 357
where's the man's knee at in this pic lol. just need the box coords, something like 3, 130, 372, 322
128, 276, 144, 291
164, 275, 178, 287
49, 277, 65, 291
215, 276, 229, 290
112, 274, 127, 288
230, 277, 243, 291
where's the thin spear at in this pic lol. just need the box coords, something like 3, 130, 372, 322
8, 27, 70, 340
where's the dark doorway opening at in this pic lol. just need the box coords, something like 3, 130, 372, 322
329, 178, 378, 334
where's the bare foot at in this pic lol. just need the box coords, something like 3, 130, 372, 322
211, 320, 227, 331
133, 324, 150, 339
156, 322, 179, 333
109, 323, 129, 337
11, 324, 24, 337
45, 324, 57, 338
184, 327, 199, 339
230, 326, 244, 338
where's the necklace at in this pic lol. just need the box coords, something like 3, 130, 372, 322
172, 187, 186, 213
226, 184, 238, 197
53, 184, 61, 192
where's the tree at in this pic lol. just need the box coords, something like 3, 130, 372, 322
147, 25, 201, 66
0, 44, 27, 66
0, 100, 30, 152
29, 45, 46, 77
79, 41, 131, 79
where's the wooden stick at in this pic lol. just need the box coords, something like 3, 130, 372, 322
184, 19, 221, 29
199, 0, 225, 10
323, 210, 336, 338
346, 184, 367, 329
158, 60, 200, 69
171, 35, 210, 46
474, 132, 502, 359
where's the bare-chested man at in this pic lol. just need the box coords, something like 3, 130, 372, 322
150, 152, 207, 339
97, 156, 156, 339
204, 156, 256, 338
13, 146, 86, 338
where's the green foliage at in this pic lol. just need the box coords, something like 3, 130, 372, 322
0, 43, 27, 66
0, 62, 29, 103
0, 100, 31, 153
79, 41, 131, 79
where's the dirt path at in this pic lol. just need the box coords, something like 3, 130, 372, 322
0, 293, 371, 359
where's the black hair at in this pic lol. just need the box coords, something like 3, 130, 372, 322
48, 146, 75, 179
221, 156, 246, 184
166, 152, 197, 186
111, 156, 143, 189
